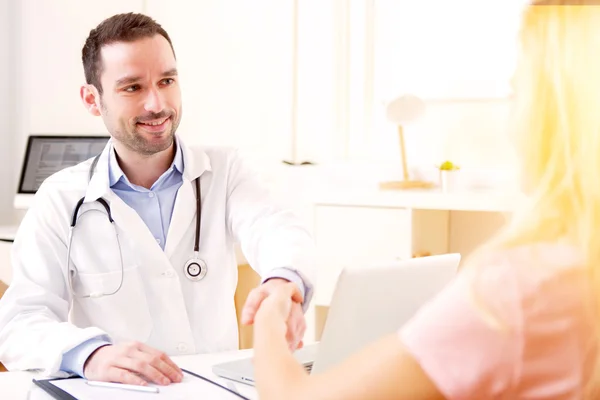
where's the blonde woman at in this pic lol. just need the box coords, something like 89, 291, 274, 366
251, 2, 600, 399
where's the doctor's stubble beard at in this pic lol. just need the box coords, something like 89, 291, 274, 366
99, 98, 182, 156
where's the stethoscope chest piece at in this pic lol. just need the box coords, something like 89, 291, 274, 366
184, 257, 207, 281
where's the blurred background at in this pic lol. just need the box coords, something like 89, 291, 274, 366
0, 0, 526, 220
0, 0, 527, 341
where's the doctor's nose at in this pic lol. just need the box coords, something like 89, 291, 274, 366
144, 88, 166, 113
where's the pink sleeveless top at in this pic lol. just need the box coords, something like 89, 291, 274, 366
400, 244, 595, 399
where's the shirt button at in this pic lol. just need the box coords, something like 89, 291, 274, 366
164, 270, 175, 278
176, 343, 188, 353
156, 238, 161, 244
148, 192, 155, 198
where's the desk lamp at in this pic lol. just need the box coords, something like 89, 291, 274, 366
380, 95, 434, 190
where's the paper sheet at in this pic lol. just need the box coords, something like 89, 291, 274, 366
50, 372, 245, 400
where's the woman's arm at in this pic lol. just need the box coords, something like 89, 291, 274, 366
253, 284, 446, 400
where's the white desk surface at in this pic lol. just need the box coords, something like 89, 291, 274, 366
0, 349, 258, 400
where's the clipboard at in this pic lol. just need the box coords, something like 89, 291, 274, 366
33, 375, 78, 400
32, 369, 250, 400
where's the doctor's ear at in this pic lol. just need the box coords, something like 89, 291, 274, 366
80, 84, 102, 116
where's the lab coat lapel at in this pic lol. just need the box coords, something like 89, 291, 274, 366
164, 180, 196, 259
164, 140, 211, 259
109, 192, 167, 257
83, 141, 112, 203
82, 140, 168, 266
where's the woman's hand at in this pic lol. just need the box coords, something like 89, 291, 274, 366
254, 282, 304, 329
244, 279, 306, 350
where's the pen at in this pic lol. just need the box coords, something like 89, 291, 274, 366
85, 380, 160, 393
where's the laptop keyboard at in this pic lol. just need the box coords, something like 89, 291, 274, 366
303, 362, 313, 374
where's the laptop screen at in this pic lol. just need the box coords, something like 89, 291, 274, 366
18, 135, 110, 194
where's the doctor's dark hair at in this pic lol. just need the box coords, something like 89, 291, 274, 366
81, 12, 176, 95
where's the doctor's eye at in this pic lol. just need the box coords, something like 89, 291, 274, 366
124, 84, 141, 93
160, 78, 175, 86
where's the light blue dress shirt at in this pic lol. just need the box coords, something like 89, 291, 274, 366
60, 140, 307, 377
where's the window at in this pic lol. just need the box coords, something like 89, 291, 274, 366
337, 0, 523, 165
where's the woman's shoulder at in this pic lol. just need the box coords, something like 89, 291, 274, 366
399, 242, 590, 399
471, 242, 586, 299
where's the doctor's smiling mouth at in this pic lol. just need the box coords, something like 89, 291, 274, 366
134, 110, 176, 135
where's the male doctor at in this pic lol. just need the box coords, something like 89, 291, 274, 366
0, 12, 314, 387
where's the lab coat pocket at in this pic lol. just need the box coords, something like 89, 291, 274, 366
71, 265, 153, 343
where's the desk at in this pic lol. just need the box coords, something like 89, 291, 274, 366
0, 350, 258, 400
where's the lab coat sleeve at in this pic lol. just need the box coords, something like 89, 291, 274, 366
225, 150, 316, 309
0, 186, 110, 376
262, 267, 307, 301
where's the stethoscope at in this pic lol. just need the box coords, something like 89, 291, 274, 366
66, 153, 207, 299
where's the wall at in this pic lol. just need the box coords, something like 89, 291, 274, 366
12, 0, 145, 150
9, 1, 297, 188
4, 2, 522, 227
144, 0, 296, 166
6, 1, 148, 223
0, 0, 14, 224
377, 99, 519, 190
337, 0, 522, 187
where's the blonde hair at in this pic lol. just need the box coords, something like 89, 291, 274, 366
468, 2, 600, 397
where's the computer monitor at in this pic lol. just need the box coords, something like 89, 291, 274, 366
14, 135, 110, 209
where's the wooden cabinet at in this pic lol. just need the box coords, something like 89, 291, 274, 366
301, 203, 450, 342
302, 191, 512, 342
312, 205, 450, 307
314, 205, 410, 306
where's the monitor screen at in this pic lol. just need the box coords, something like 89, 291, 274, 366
18, 135, 110, 194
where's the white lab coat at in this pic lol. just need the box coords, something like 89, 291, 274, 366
0, 139, 315, 375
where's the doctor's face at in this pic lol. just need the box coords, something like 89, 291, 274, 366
90, 35, 182, 156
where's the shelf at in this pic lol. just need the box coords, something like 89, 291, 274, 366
313, 188, 523, 212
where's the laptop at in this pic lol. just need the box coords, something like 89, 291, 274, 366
14, 135, 110, 210
212, 253, 461, 385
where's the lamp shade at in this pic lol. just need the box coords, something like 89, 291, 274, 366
385, 94, 426, 125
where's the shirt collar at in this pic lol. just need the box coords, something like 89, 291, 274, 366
108, 138, 184, 188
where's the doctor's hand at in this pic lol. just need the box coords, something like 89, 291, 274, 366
83, 341, 184, 386
241, 278, 306, 351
